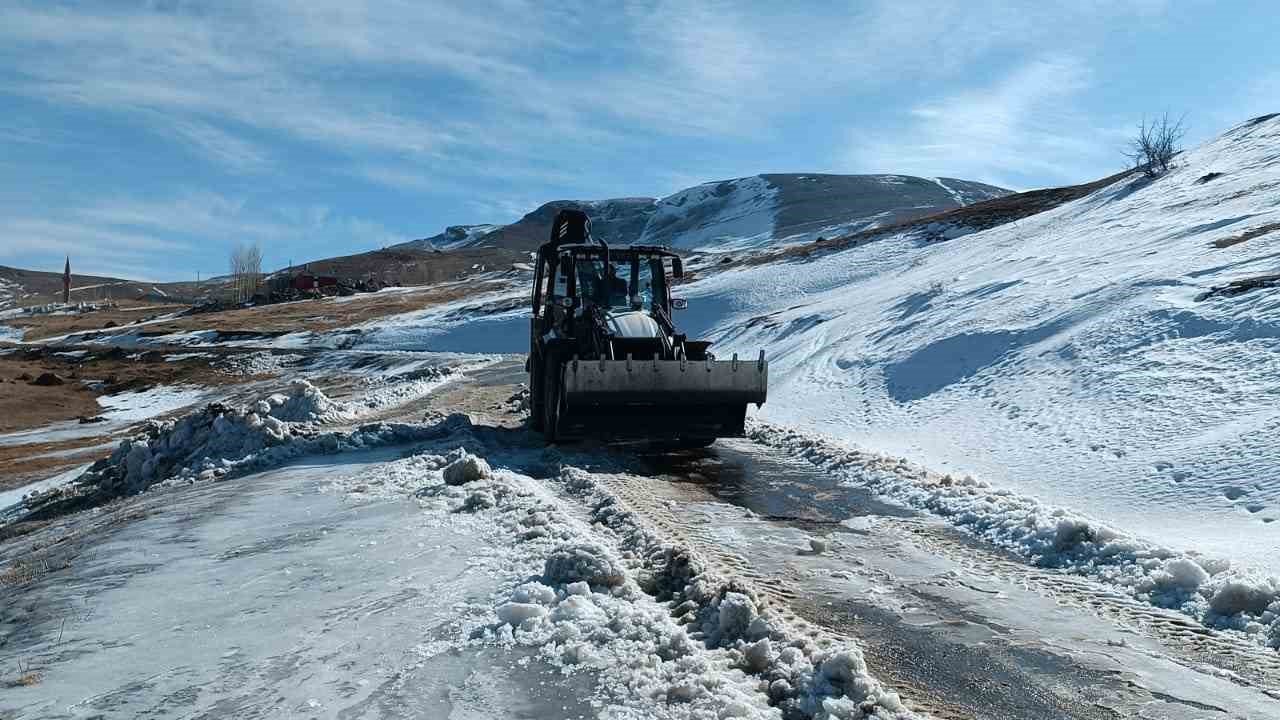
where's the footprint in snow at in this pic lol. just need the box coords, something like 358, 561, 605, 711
1222, 486, 1250, 501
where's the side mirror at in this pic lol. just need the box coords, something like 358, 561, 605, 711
671, 297, 688, 310
671, 257, 684, 278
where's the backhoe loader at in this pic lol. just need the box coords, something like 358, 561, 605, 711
527, 209, 768, 445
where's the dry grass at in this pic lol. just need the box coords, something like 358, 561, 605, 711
1212, 221, 1280, 249
10, 671, 43, 687
0, 554, 71, 587
4, 660, 43, 688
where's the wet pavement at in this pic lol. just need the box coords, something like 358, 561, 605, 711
610, 438, 1280, 719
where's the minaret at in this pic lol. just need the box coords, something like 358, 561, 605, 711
63, 256, 71, 304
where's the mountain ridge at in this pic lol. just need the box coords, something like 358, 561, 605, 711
398, 172, 1010, 253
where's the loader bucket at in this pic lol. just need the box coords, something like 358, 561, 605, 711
557, 355, 768, 440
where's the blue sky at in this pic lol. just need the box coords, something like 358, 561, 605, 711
1, 1, 1276, 281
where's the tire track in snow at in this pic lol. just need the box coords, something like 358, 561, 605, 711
896, 518, 1280, 698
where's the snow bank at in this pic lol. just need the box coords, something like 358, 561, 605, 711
354, 364, 455, 412
750, 421, 1280, 649
543, 542, 627, 587
390, 451, 918, 719
259, 379, 349, 422
16, 382, 475, 514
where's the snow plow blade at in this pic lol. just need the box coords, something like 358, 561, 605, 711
558, 356, 767, 440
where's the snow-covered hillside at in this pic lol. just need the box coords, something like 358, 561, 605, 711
395, 174, 1008, 255
642, 174, 1007, 252
397, 224, 502, 251
688, 114, 1280, 575
640, 175, 777, 250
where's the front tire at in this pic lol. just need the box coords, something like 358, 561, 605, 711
542, 358, 562, 443
528, 354, 544, 432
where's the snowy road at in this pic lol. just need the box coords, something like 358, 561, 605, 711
4, 359, 1278, 719
1, 447, 594, 719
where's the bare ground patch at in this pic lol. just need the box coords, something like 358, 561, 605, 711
1212, 221, 1280, 248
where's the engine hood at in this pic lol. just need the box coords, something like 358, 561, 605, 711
605, 310, 663, 339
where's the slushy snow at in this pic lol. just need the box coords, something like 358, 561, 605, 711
344, 442, 916, 719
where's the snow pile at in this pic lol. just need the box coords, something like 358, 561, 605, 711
34, 385, 468, 507
0, 325, 22, 343
442, 451, 491, 486
394, 451, 916, 719
750, 421, 1280, 648
543, 542, 627, 587
259, 379, 350, 423
355, 364, 455, 411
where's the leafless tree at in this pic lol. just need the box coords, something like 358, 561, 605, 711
229, 242, 263, 303
1125, 112, 1186, 178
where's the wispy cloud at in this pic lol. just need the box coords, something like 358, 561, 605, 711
0, 189, 408, 281
0, 216, 193, 282
76, 192, 292, 240
166, 120, 271, 173
7, 0, 1268, 283
845, 57, 1121, 189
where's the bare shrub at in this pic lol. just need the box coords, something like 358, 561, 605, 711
229, 242, 263, 304
1125, 112, 1186, 178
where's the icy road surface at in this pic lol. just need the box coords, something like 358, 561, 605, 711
0, 448, 595, 719
4, 360, 1278, 719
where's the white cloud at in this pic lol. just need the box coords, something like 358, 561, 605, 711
0, 189, 409, 281
166, 120, 271, 173
0, 216, 193, 283
845, 57, 1123, 189
0, 218, 188, 256
0, 0, 1175, 178
0, 0, 1219, 280
76, 192, 292, 240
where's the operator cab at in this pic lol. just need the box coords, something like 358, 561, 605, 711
531, 209, 692, 362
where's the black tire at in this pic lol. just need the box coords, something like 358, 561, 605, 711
528, 354, 544, 432
542, 357, 562, 443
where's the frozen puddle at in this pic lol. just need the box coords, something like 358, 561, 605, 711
0, 448, 595, 720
